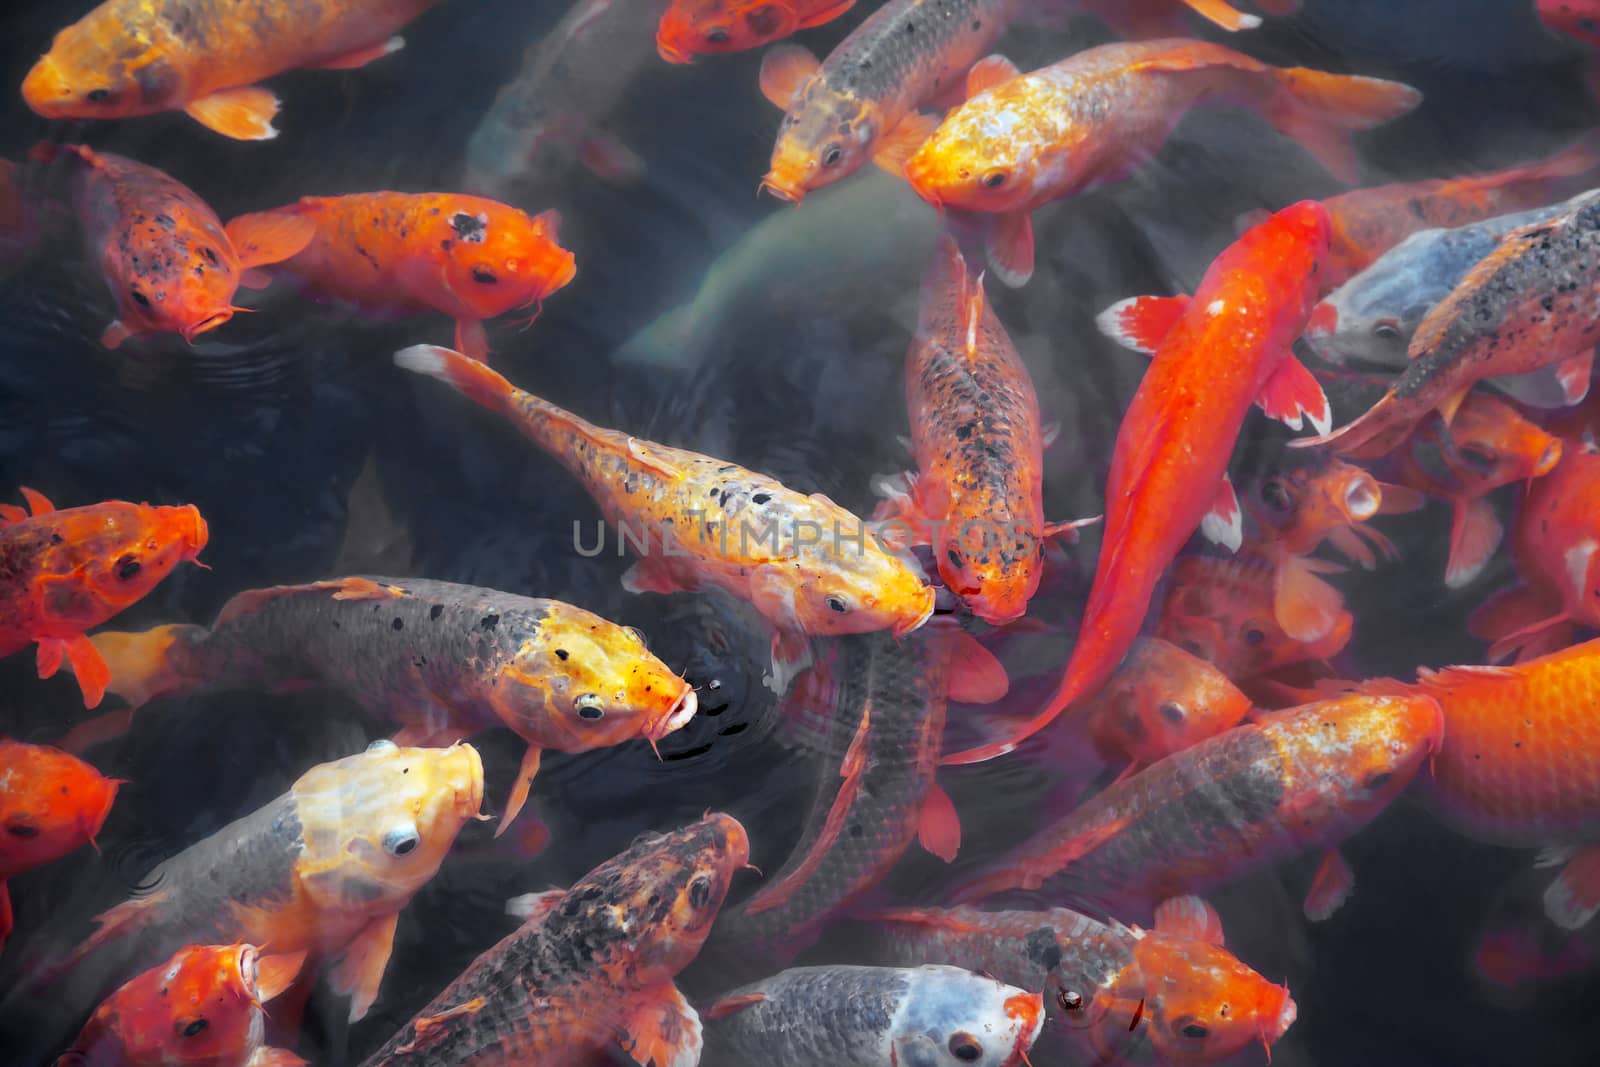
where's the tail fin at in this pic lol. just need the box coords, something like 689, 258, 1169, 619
88, 624, 203, 711
1265, 70, 1423, 183
394, 344, 519, 413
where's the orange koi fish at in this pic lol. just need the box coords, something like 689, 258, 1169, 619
1471, 444, 1600, 663
1375, 393, 1562, 589
23, 0, 441, 140
1294, 194, 1600, 460
0, 741, 119, 955
74, 577, 694, 834
1363, 639, 1600, 929
226, 194, 575, 363
0, 487, 207, 708
52, 742, 484, 1025
1309, 133, 1600, 290
57, 943, 305, 1067
943, 202, 1334, 766
1239, 454, 1392, 643
35, 145, 312, 349
657, 0, 856, 63
954, 692, 1443, 922
361, 813, 750, 1067
1081, 637, 1254, 780
873, 235, 1096, 625
1540, 0, 1600, 49
903, 41, 1420, 286
395, 345, 935, 692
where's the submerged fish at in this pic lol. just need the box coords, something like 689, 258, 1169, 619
22, 0, 440, 140
904, 40, 1420, 285
1295, 193, 1600, 459
57, 943, 304, 1067
226, 194, 575, 363
51, 741, 484, 1024
656, 0, 855, 63
0, 741, 119, 956
954, 693, 1443, 922
944, 201, 1334, 766
868, 899, 1295, 1064
874, 235, 1096, 625
78, 576, 694, 833
36, 145, 312, 349
361, 812, 749, 1067
702, 963, 1043, 1067
1361, 641, 1600, 930
395, 345, 935, 692
0, 486, 208, 709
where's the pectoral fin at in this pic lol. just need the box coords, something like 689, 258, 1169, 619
1303, 848, 1354, 920
1444, 498, 1502, 589
1542, 844, 1600, 930
1094, 294, 1191, 353
1256, 355, 1332, 434
871, 112, 940, 178
315, 36, 404, 70
328, 911, 399, 1022
619, 982, 702, 1067
945, 631, 1009, 705
1199, 474, 1243, 552
496, 746, 543, 838
917, 781, 961, 862
185, 86, 281, 141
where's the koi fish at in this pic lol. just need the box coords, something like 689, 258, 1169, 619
1081, 637, 1254, 779
1156, 554, 1355, 691
1304, 190, 1599, 412
1539, 0, 1600, 50
1238, 454, 1391, 643
866, 899, 1295, 1064
702, 964, 1044, 1067
51, 741, 484, 1024
22, 0, 441, 140
657, 0, 856, 63
34, 145, 312, 349
75, 576, 694, 833
903, 41, 1420, 286
360, 812, 749, 1067
873, 235, 1097, 625
225, 194, 574, 363
0, 486, 207, 709
463, 0, 664, 202
1471, 444, 1600, 663
1374, 393, 1562, 589
954, 692, 1444, 921
0, 741, 119, 955
395, 345, 936, 692
57, 943, 305, 1067
1363, 640, 1600, 929
1293, 193, 1600, 460
942, 202, 1335, 767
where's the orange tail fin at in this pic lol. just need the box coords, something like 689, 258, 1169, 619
1264, 69, 1424, 182
394, 344, 518, 414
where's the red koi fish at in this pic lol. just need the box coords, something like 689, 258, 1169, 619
35, 145, 312, 349
943, 202, 1334, 766
227, 193, 575, 363
954, 692, 1444, 922
23, 0, 441, 140
0, 740, 119, 955
904, 41, 1419, 285
0, 487, 207, 708
656, 0, 856, 63
874, 235, 1097, 625
57, 943, 305, 1067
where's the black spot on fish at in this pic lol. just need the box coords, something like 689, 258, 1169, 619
481, 614, 500, 631
1024, 927, 1063, 972
451, 212, 488, 244
430, 605, 443, 621
50, 533, 62, 544
752, 493, 770, 504
440, 238, 454, 252
392, 617, 404, 631
556, 649, 569, 660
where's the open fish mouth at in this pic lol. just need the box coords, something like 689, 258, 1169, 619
1342, 475, 1381, 520
759, 173, 805, 203
649, 686, 699, 741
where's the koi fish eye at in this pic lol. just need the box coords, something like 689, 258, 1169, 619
470, 265, 498, 285
980, 170, 1008, 189
1173, 1017, 1209, 1041
383, 823, 420, 856
1057, 988, 1084, 1012
87, 88, 113, 104
114, 555, 143, 581
820, 143, 844, 168
367, 738, 398, 754
1158, 701, 1187, 725
130, 289, 151, 309
1243, 625, 1266, 646
686, 872, 714, 909
1364, 770, 1394, 791
176, 1017, 208, 1039
576, 693, 605, 720
706, 26, 730, 43
1260, 477, 1294, 512
948, 1032, 984, 1062
1371, 319, 1402, 342
824, 594, 850, 614
6, 820, 39, 839
1458, 443, 1498, 473
623, 625, 648, 646
946, 547, 964, 569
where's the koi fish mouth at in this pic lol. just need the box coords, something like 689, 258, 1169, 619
759, 173, 805, 203
236, 944, 263, 1007
1005, 991, 1045, 1065
182, 310, 236, 343
893, 592, 937, 637
656, 35, 695, 65
1341, 475, 1381, 521
648, 686, 699, 744
1265, 985, 1298, 1047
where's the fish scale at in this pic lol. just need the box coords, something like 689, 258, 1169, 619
811, 0, 1009, 109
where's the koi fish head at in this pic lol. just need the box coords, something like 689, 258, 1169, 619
1443, 394, 1564, 492
104, 208, 244, 346
904, 86, 1045, 215
1248, 457, 1382, 553
35, 501, 208, 629
293, 741, 485, 918
764, 93, 878, 202
657, 0, 797, 63
891, 966, 1044, 1067
1085, 638, 1254, 768
1300, 286, 1427, 370
22, 17, 175, 123
0, 740, 119, 875
426, 200, 577, 322
751, 546, 936, 639
935, 525, 1045, 627
1122, 933, 1296, 1064
70, 944, 268, 1066
494, 608, 697, 754
601, 813, 749, 985
1276, 692, 1444, 824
